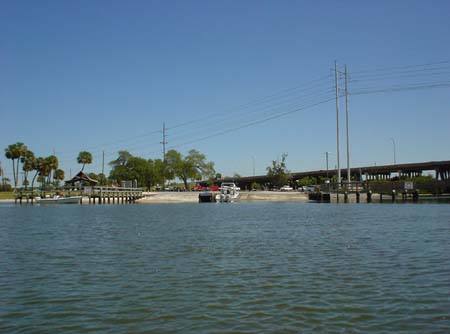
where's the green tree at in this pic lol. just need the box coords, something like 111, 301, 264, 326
5, 142, 28, 188
109, 152, 156, 189
31, 157, 51, 189
297, 176, 317, 187
31, 157, 44, 190
109, 150, 133, 168
53, 169, 65, 187
266, 153, 291, 188
46, 155, 58, 185
251, 182, 261, 190
77, 151, 93, 171
152, 159, 168, 186
165, 149, 215, 190
21, 150, 35, 189
97, 173, 108, 186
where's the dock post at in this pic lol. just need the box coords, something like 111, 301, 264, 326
356, 191, 360, 203
379, 193, 383, 202
412, 190, 419, 202
391, 190, 396, 202
89, 196, 92, 204
344, 192, 348, 203
367, 191, 372, 203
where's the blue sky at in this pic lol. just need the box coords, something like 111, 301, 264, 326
1, 0, 449, 181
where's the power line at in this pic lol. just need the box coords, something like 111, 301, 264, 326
351, 81, 450, 95
349, 69, 450, 83
168, 96, 335, 150
167, 89, 334, 144
350, 60, 450, 74
167, 74, 333, 131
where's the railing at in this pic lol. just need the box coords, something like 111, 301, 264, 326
64, 186, 143, 194
319, 180, 450, 194
91, 186, 143, 193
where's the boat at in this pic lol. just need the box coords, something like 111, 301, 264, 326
216, 183, 240, 203
35, 195, 82, 204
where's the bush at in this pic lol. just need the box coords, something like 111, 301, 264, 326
0, 184, 12, 192
251, 182, 261, 190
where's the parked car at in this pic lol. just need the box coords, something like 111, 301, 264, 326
280, 185, 293, 192
304, 185, 317, 192
193, 182, 220, 191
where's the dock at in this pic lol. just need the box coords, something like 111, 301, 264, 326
14, 186, 144, 205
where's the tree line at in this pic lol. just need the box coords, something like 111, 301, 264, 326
3, 141, 298, 192
3, 142, 217, 191
4, 142, 65, 190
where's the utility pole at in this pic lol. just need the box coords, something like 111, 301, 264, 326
102, 150, 105, 175
325, 152, 330, 179
161, 123, 168, 189
334, 61, 341, 193
344, 64, 351, 187
390, 138, 397, 165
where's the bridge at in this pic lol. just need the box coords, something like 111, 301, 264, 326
222, 160, 450, 189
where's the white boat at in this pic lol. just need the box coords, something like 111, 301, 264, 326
216, 183, 240, 203
35, 195, 82, 204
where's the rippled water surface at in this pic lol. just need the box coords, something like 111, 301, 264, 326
1, 203, 449, 333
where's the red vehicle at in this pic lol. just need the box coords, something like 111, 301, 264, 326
193, 182, 219, 191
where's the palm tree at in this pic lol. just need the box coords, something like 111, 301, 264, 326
21, 150, 35, 189
38, 158, 51, 190
31, 157, 45, 190
53, 169, 65, 187
45, 155, 58, 185
77, 151, 93, 171
4, 142, 27, 188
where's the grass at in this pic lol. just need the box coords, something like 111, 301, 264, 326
0, 192, 14, 200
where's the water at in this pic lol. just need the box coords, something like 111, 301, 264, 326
1, 203, 449, 333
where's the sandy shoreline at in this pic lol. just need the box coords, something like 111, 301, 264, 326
137, 191, 309, 203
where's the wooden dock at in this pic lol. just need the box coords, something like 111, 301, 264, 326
82, 186, 143, 204
14, 186, 144, 205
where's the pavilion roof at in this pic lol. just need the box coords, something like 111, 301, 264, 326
65, 170, 98, 185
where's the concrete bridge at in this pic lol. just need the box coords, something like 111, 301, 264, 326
222, 160, 450, 189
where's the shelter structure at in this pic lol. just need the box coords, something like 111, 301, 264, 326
65, 171, 98, 187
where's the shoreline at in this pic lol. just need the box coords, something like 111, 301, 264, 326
137, 191, 309, 204
3, 192, 447, 205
